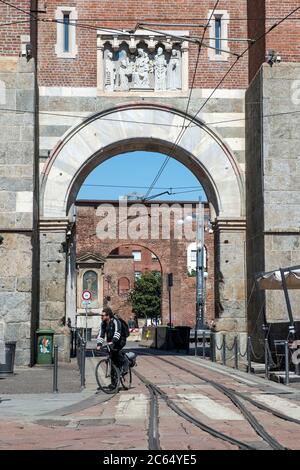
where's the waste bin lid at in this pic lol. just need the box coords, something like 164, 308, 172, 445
36, 329, 55, 334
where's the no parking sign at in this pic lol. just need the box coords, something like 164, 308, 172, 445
82, 290, 92, 306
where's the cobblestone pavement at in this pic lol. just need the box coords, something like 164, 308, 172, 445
1, 352, 300, 450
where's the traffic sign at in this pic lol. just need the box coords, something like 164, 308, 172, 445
82, 290, 92, 301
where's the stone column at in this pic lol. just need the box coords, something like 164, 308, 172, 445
39, 218, 70, 361
214, 218, 247, 337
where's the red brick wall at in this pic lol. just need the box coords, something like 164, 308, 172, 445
0, 1, 31, 56
248, 1, 300, 82
75, 200, 215, 327
103, 255, 135, 321
37, 0, 248, 88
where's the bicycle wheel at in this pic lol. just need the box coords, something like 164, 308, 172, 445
120, 366, 132, 390
95, 358, 120, 394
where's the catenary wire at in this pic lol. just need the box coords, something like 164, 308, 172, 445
141, 4, 300, 198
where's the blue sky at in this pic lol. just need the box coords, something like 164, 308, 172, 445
77, 151, 207, 202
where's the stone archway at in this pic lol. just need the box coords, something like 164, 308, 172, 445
39, 103, 246, 344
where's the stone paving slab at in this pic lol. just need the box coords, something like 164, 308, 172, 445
0, 359, 81, 394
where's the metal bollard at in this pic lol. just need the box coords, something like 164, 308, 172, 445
195, 329, 198, 357
202, 331, 206, 359
53, 344, 58, 393
285, 341, 290, 386
222, 334, 226, 366
80, 341, 86, 389
234, 336, 238, 369
247, 336, 252, 374
210, 333, 215, 362
264, 338, 269, 380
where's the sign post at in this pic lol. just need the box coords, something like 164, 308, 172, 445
82, 291, 92, 342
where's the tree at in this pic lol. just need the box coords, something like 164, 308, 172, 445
130, 271, 161, 320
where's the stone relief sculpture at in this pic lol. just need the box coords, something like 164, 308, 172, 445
167, 49, 181, 90
104, 51, 116, 91
118, 50, 131, 91
103, 44, 182, 92
133, 48, 151, 88
154, 47, 167, 91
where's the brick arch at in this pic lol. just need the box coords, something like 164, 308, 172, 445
40, 103, 244, 220
105, 242, 164, 275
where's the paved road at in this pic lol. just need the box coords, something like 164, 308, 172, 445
1, 349, 300, 450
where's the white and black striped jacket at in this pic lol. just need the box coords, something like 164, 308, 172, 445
97, 316, 125, 347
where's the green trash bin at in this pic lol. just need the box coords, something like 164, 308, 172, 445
36, 329, 55, 365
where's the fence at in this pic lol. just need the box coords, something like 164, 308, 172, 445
196, 332, 299, 386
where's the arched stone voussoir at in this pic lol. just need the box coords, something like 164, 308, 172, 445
40, 104, 245, 219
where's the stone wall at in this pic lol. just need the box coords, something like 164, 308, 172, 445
0, 56, 35, 365
246, 63, 300, 349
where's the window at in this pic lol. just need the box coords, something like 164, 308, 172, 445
63, 13, 70, 52
215, 16, 222, 55
132, 250, 141, 261
208, 10, 229, 61
191, 250, 197, 263
55, 6, 78, 58
151, 253, 159, 261
135, 271, 142, 280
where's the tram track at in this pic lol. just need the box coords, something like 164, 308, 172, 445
133, 369, 258, 451
148, 355, 292, 450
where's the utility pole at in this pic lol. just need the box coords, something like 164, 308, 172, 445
196, 200, 205, 331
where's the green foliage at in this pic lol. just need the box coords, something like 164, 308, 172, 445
130, 271, 161, 319
188, 269, 197, 277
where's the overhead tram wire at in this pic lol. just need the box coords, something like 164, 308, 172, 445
141, 3, 300, 199
142, 0, 221, 200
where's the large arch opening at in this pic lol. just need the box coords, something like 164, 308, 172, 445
39, 104, 246, 354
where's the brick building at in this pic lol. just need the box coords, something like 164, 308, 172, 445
0, 1, 300, 363
75, 200, 215, 328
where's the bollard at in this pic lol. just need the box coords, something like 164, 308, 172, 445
195, 329, 198, 357
210, 333, 215, 362
53, 344, 58, 393
202, 331, 206, 359
264, 338, 269, 380
222, 334, 226, 366
80, 341, 86, 389
285, 341, 290, 386
234, 336, 238, 369
247, 336, 252, 374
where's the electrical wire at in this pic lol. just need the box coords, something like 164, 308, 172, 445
143, 0, 221, 200
141, 3, 300, 199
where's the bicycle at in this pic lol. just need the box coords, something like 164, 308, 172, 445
94, 344, 137, 394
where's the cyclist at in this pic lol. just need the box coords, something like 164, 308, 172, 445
96, 307, 127, 371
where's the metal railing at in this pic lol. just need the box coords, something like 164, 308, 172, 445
197, 331, 295, 386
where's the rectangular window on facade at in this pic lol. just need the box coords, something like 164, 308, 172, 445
208, 10, 229, 61
191, 250, 197, 263
63, 13, 70, 52
215, 16, 222, 55
55, 6, 78, 58
132, 250, 141, 261
135, 271, 142, 280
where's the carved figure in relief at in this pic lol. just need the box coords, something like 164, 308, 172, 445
167, 49, 181, 90
104, 51, 116, 91
154, 47, 167, 91
133, 48, 151, 88
118, 50, 131, 91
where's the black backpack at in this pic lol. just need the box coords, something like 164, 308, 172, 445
116, 316, 130, 338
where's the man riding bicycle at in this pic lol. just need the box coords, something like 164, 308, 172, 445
96, 307, 127, 371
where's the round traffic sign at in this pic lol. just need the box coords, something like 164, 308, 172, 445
82, 290, 92, 301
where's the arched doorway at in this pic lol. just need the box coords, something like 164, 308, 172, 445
39, 103, 246, 343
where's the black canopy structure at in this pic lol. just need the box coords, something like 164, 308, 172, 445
255, 265, 300, 337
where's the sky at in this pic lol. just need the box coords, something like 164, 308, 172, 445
77, 151, 207, 202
